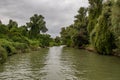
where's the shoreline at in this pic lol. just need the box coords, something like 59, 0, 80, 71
0, 45, 48, 64
85, 46, 120, 57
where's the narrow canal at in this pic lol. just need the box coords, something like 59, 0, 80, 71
0, 46, 120, 80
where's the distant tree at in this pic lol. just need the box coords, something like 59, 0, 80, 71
38, 34, 51, 47
60, 25, 77, 47
18, 25, 28, 37
0, 20, 2, 24
8, 19, 18, 30
0, 24, 8, 38
73, 7, 89, 47
60, 7, 89, 47
60, 27, 67, 44
55, 36, 61, 44
27, 14, 48, 39
74, 7, 88, 30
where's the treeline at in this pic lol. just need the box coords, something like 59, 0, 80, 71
60, 0, 120, 55
0, 14, 58, 64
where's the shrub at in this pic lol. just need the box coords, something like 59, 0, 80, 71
0, 46, 7, 64
11, 35, 30, 45
29, 40, 40, 47
13, 42, 29, 51
0, 39, 17, 56
1, 43, 17, 56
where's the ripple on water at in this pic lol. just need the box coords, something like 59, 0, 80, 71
0, 46, 120, 80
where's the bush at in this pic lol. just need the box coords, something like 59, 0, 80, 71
11, 35, 30, 45
1, 43, 17, 56
13, 42, 29, 50
29, 40, 40, 47
0, 39, 17, 56
0, 46, 7, 64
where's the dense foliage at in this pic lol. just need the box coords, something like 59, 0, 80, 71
27, 14, 48, 39
60, 0, 120, 55
60, 7, 89, 48
0, 14, 55, 64
112, 0, 120, 49
0, 0, 120, 64
93, 1, 115, 54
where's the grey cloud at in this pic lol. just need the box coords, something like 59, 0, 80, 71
0, 0, 88, 37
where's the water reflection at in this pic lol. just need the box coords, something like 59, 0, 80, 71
0, 49, 49, 80
41, 46, 65, 80
61, 47, 120, 80
27, 49, 49, 79
60, 48, 90, 80
0, 53, 32, 79
0, 46, 120, 80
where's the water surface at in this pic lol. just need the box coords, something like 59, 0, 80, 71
0, 46, 120, 80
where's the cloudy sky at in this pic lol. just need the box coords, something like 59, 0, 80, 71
0, 0, 88, 37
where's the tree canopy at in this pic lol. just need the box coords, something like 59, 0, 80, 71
60, 0, 120, 55
27, 14, 48, 39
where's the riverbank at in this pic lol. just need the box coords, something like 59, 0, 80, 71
0, 45, 43, 64
85, 45, 120, 57
0, 38, 49, 64
112, 49, 120, 57
85, 45, 96, 52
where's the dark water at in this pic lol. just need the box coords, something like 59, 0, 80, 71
0, 46, 120, 80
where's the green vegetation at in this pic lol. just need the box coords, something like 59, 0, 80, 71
0, 46, 7, 64
0, 0, 120, 64
0, 14, 56, 64
87, 0, 103, 34
93, 1, 114, 54
60, 7, 89, 48
27, 14, 48, 39
112, 0, 120, 49
60, 0, 120, 55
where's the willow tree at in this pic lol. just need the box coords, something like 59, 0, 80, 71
87, 0, 103, 34
87, 0, 103, 47
27, 14, 48, 39
112, 0, 120, 49
60, 25, 77, 47
74, 7, 88, 30
73, 7, 89, 47
94, 1, 114, 54
60, 7, 89, 47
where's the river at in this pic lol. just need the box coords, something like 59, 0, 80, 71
0, 46, 120, 80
